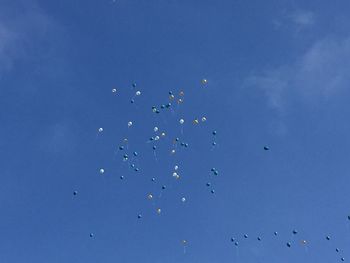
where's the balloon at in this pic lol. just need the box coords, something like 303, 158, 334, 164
130, 99, 135, 103
274, 232, 278, 236
175, 138, 179, 142
171, 149, 176, 154
181, 197, 186, 202
90, 233, 94, 238
166, 103, 171, 108
98, 128, 103, 132
179, 91, 184, 96
301, 240, 307, 245
211, 189, 215, 194
348, 215, 350, 220
154, 127, 159, 132
138, 214, 142, 219
201, 116, 207, 122
161, 132, 166, 137
134, 168, 139, 172
172, 172, 178, 177
151, 177, 156, 182
326, 236, 331, 240
99, 168, 105, 174
257, 237, 262, 241
161, 104, 165, 109
128, 121, 133, 127
214, 171, 219, 176
132, 83, 137, 88
179, 119, 185, 124
206, 182, 211, 187
230, 237, 235, 242
169, 94, 175, 100
292, 230, 298, 234
244, 234, 248, 238
120, 175, 124, 180
341, 258, 345, 262
147, 194, 153, 200
130, 164, 135, 168
156, 208, 161, 214
112, 88, 117, 93
153, 145, 157, 150
193, 119, 199, 124
212, 142, 217, 146
201, 79, 207, 84
135, 91, 141, 96
162, 185, 166, 190
336, 248, 340, 252
264, 146, 269, 151
212, 130, 217, 135
287, 242, 291, 247
119, 146, 124, 150
155, 136, 160, 141
123, 138, 128, 143
211, 168, 216, 172
235, 242, 239, 246
133, 151, 138, 156
174, 165, 179, 170
182, 240, 187, 245
123, 154, 129, 160
73, 191, 78, 195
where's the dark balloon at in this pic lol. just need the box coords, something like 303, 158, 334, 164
214, 171, 219, 176
212, 131, 217, 135
212, 142, 217, 146
287, 242, 291, 247
326, 236, 331, 240
341, 258, 345, 261
244, 234, 248, 238
235, 242, 239, 246
133, 152, 138, 156
162, 185, 166, 190
264, 146, 269, 151
257, 237, 261, 241
211, 189, 215, 194
120, 176, 124, 180
153, 145, 157, 150
336, 248, 340, 252
132, 83, 137, 88
161, 105, 165, 109
274, 232, 278, 236
292, 230, 298, 234
134, 168, 139, 172
90, 233, 94, 238
73, 191, 78, 195
231, 237, 235, 242
206, 182, 211, 187
119, 146, 124, 150
151, 177, 156, 182
130, 99, 135, 104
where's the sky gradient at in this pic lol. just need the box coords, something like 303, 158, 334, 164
1, 0, 350, 262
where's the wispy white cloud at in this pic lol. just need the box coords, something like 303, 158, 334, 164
290, 10, 315, 27
245, 36, 350, 111
0, 1, 55, 75
273, 10, 315, 33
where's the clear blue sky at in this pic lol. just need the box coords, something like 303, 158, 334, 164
1, 0, 350, 262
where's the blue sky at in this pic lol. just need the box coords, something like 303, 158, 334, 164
1, 0, 350, 262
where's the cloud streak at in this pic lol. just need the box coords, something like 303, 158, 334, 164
245, 36, 350, 111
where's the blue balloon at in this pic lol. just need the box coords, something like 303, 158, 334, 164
212, 131, 217, 135
264, 146, 269, 151
73, 191, 78, 196
162, 185, 166, 190
234, 241, 239, 246
134, 168, 139, 172
230, 237, 235, 242
90, 233, 94, 238
153, 145, 157, 150
132, 83, 137, 88
292, 230, 298, 234
120, 176, 124, 180
169, 91, 173, 95
336, 248, 340, 252
274, 232, 278, 236
326, 236, 331, 240
341, 258, 345, 261
286, 242, 291, 247
211, 189, 215, 194
212, 142, 217, 146
151, 177, 156, 182
138, 214, 142, 219
257, 237, 261, 241
130, 99, 135, 104
244, 234, 248, 238
206, 182, 211, 187
214, 171, 219, 176
119, 146, 124, 150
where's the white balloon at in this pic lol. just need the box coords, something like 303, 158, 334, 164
174, 165, 179, 171
112, 88, 117, 93
128, 121, 133, 127
155, 135, 160, 141
99, 168, 105, 174
201, 79, 208, 84
98, 128, 103, 132
201, 117, 207, 122
172, 172, 178, 177
136, 91, 141, 96
156, 208, 161, 214
154, 127, 159, 132
181, 197, 186, 202
179, 119, 185, 124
